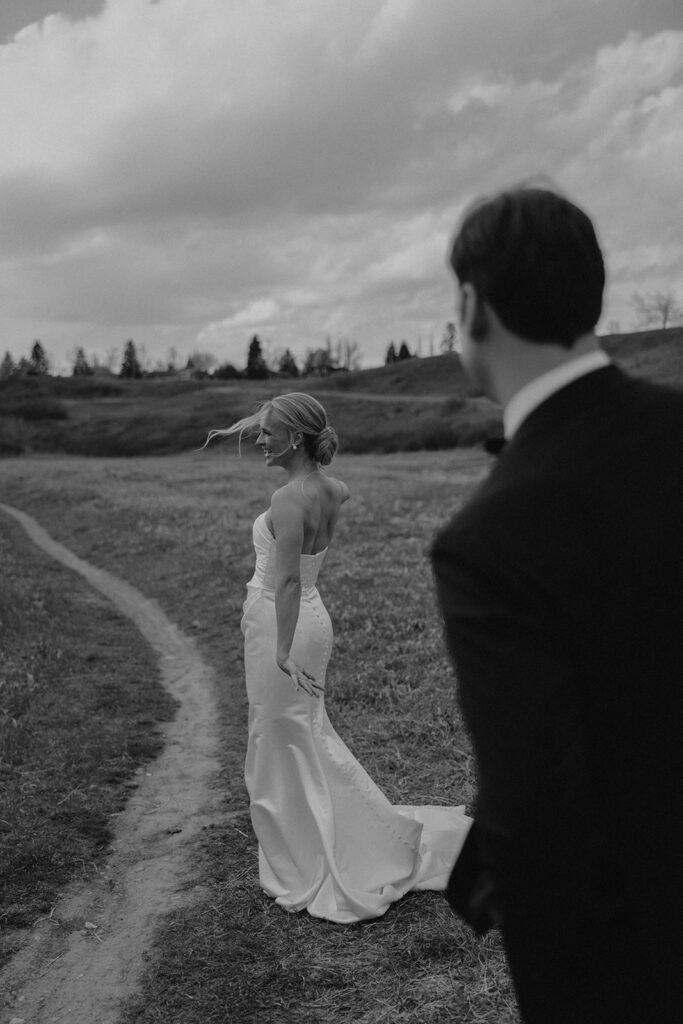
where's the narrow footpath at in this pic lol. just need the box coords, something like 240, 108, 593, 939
0, 504, 226, 1024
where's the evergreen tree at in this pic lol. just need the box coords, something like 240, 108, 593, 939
119, 339, 142, 379
0, 351, 15, 379
72, 347, 94, 376
245, 335, 269, 379
28, 340, 49, 375
397, 341, 412, 360
385, 342, 397, 364
278, 348, 299, 377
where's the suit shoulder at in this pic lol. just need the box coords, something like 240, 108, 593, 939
615, 375, 683, 448
620, 373, 683, 410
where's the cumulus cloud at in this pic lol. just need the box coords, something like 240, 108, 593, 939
0, 0, 682, 368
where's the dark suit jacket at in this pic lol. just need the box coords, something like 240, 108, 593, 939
431, 366, 683, 1014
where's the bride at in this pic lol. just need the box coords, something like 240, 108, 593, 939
208, 392, 471, 923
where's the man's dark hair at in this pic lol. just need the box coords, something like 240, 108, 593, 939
449, 186, 605, 347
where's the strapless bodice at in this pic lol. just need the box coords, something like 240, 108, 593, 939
248, 512, 327, 593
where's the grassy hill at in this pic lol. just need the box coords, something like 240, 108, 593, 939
303, 352, 474, 399
1, 327, 680, 457
302, 325, 683, 397
601, 326, 683, 385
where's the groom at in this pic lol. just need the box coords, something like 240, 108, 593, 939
431, 185, 683, 1023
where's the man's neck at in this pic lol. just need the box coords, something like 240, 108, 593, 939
504, 347, 611, 439
491, 332, 601, 409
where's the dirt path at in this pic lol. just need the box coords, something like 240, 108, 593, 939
0, 504, 229, 1024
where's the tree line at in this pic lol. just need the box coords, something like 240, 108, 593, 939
0, 334, 432, 382
2, 289, 680, 383
0, 329, 456, 383
0, 336, 430, 383
0, 336, 363, 382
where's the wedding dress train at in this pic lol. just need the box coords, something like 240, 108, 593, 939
241, 512, 471, 923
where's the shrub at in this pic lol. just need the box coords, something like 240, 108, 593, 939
0, 398, 68, 421
214, 362, 242, 380
0, 416, 30, 455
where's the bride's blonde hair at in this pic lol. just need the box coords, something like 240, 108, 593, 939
203, 392, 339, 466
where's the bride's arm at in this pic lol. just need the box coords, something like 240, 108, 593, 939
271, 489, 303, 663
270, 489, 321, 697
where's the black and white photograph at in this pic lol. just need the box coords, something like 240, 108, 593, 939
1, 2, 682, 1022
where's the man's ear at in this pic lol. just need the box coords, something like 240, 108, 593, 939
460, 283, 489, 342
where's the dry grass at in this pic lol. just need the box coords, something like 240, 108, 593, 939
0, 518, 176, 968
119, 819, 515, 1024
0, 448, 519, 1022
0, 374, 501, 457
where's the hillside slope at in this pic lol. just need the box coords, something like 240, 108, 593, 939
1, 328, 680, 457
601, 326, 683, 386
303, 326, 683, 398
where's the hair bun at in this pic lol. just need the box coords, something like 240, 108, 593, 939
314, 424, 338, 466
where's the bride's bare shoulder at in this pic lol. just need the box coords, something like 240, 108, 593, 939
327, 475, 351, 504
271, 482, 304, 507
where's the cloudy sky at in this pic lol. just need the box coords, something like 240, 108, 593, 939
1, 0, 681, 373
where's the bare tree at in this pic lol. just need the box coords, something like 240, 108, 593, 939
631, 289, 683, 330
303, 345, 336, 376
136, 343, 153, 375
265, 345, 285, 373
334, 337, 362, 371
187, 351, 218, 377
103, 347, 120, 373
441, 321, 457, 353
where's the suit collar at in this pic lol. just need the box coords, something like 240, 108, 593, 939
504, 350, 611, 440
502, 364, 628, 452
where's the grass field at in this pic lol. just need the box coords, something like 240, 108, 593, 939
0, 516, 176, 969
2, 328, 681, 1019
0, 447, 519, 1023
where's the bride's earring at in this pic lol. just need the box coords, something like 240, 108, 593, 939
292, 443, 298, 450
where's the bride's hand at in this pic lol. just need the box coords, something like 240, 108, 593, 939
277, 654, 324, 698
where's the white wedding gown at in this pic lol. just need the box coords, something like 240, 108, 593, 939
241, 512, 471, 923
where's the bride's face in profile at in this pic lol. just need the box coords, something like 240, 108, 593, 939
256, 408, 292, 468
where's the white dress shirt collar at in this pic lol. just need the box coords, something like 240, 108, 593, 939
504, 349, 611, 440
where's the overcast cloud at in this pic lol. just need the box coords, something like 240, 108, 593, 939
1, 0, 682, 371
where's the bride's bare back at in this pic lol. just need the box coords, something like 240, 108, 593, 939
266, 471, 350, 555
